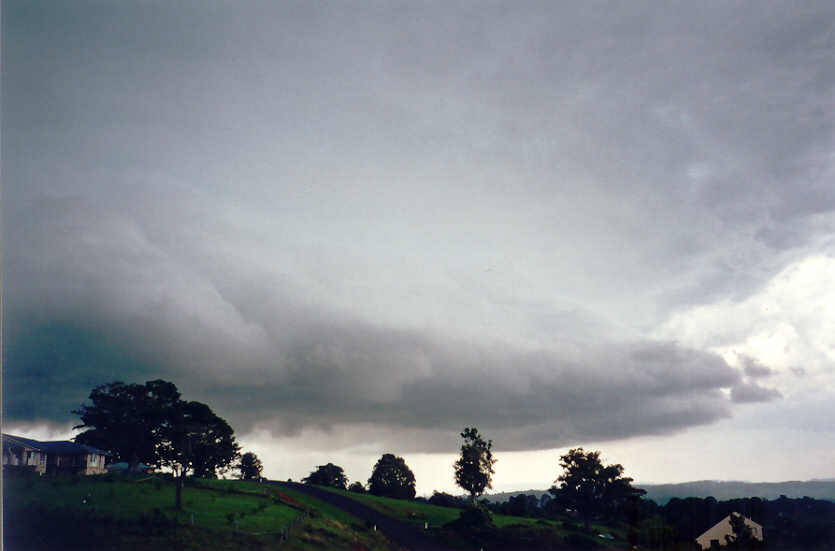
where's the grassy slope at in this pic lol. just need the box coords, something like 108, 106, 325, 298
315, 486, 629, 550
3, 475, 395, 551
5, 474, 298, 533
200, 480, 395, 551
317, 486, 585, 529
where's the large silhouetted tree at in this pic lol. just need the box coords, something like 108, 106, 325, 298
303, 463, 348, 490
454, 426, 497, 505
368, 453, 416, 499
73, 380, 181, 471
75, 379, 240, 510
549, 448, 645, 531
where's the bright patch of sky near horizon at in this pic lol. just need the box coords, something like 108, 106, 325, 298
3, 1, 834, 494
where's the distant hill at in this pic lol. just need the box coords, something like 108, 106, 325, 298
636, 479, 835, 504
482, 479, 835, 504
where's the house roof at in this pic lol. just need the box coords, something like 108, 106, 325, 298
2, 434, 48, 451
40, 440, 109, 456
2, 433, 109, 456
695, 512, 764, 549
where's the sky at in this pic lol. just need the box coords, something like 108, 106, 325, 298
3, 1, 835, 496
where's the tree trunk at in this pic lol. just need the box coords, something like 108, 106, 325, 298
176, 466, 185, 510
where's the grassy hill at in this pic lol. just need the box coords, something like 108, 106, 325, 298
4, 473, 645, 550
2, 473, 394, 551
316, 486, 627, 550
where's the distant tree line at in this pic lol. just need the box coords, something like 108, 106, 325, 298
637, 494, 835, 549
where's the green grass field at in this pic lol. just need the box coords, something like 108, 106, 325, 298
314, 485, 629, 549
4, 473, 299, 534
191, 479, 393, 550
2, 474, 394, 551
3, 474, 631, 550
317, 486, 559, 528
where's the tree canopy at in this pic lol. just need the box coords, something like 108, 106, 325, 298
74, 379, 240, 509
237, 452, 264, 481
303, 463, 348, 490
368, 453, 416, 500
73, 379, 181, 470
454, 426, 497, 504
549, 447, 645, 530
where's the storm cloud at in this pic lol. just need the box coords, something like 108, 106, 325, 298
731, 383, 783, 404
4, 0, 835, 462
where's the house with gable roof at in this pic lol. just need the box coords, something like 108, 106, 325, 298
2, 433, 109, 475
695, 512, 764, 549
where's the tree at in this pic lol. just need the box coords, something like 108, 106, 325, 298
73, 380, 181, 471
549, 448, 645, 531
237, 452, 264, 481
158, 400, 240, 509
303, 463, 348, 490
368, 453, 416, 500
348, 481, 366, 493
503, 494, 540, 518
725, 512, 761, 549
454, 427, 497, 505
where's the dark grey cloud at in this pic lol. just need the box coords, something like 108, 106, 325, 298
2, 188, 743, 449
3, 302, 742, 452
3, 1, 833, 451
731, 383, 783, 404
740, 355, 774, 379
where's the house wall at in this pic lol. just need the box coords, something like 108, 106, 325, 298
2, 447, 46, 474
82, 453, 107, 475
45, 452, 107, 475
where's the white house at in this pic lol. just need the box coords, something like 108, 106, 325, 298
2, 434, 109, 475
695, 512, 764, 549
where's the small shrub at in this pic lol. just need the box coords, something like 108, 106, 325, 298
446, 505, 495, 531
226, 512, 236, 524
